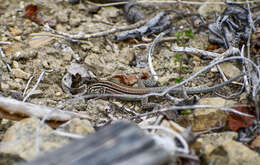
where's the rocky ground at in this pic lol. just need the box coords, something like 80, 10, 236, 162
0, 0, 260, 165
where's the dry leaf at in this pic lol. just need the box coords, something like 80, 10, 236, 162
227, 104, 255, 131
25, 4, 43, 24
206, 44, 219, 51
112, 75, 138, 86
25, 4, 56, 27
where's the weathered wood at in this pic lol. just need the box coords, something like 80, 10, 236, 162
17, 121, 170, 165
0, 96, 90, 128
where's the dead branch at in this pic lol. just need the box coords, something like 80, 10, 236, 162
43, 19, 147, 40
132, 104, 254, 120
85, 0, 257, 7
38, 13, 189, 42
0, 97, 91, 127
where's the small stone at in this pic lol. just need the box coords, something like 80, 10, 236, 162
56, 11, 69, 23
119, 47, 134, 64
85, 99, 110, 123
239, 92, 248, 102
12, 61, 19, 68
55, 92, 62, 97
198, 0, 224, 18
25, 89, 43, 98
105, 45, 111, 51
12, 69, 31, 80
1, 82, 10, 91
14, 36, 22, 41
14, 51, 22, 59
80, 44, 90, 51
10, 26, 22, 36
193, 56, 201, 63
8, 81, 23, 90
65, 118, 95, 135
189, 34, 209, 50
66, 63, 90, 77
19, 1, 25, 8
98, 7, 120, 18
70, 17, 81, 27
63, 51, 72, 61
219, 62, 241, 78
92, 46, 100, 53
84, 53, 107, 75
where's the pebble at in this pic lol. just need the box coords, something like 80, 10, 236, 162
12, 61, 19, 69
219, 62, 241, 78
198, 0, 224, 18
12, 69, 31, 80
64, 118, 95, 135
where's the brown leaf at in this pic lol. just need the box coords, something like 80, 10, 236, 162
25, 4, 56, 27
206, 44, 219, 51
141, 72, 149, 80
25, 4, 43, 24
251, 28, 260, 55
112, 72, 151, 86
128, 38, 138, 44
227, 104, 256, 131
112, 75, 138, 86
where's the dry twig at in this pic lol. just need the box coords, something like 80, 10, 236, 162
133, 104, 254, 119
0, 96, 91, 127
23, 69, 53, 102
147, 28, 175, 83
85, 0, 257, 7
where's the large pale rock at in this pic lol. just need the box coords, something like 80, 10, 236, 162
195, 131, 238, 155
179, 97, 235, 132
209, 140, 260, 165
0, 118, 70, 160
195, 132, 260, 164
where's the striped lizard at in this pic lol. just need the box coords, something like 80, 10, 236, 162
83, 73, 244, 101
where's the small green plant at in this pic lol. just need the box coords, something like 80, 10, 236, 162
175, 77, 184, 83
173, 29, 194, 83
180, 109, 193, 115
185, 29, 194, 39
181, 66, 188, 72
173, 53, 186, 82
175, 31, 183, 41
174, 53, 182, 64
175, 29, 194, 43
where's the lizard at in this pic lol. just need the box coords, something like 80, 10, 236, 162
82, 73, 244, 101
